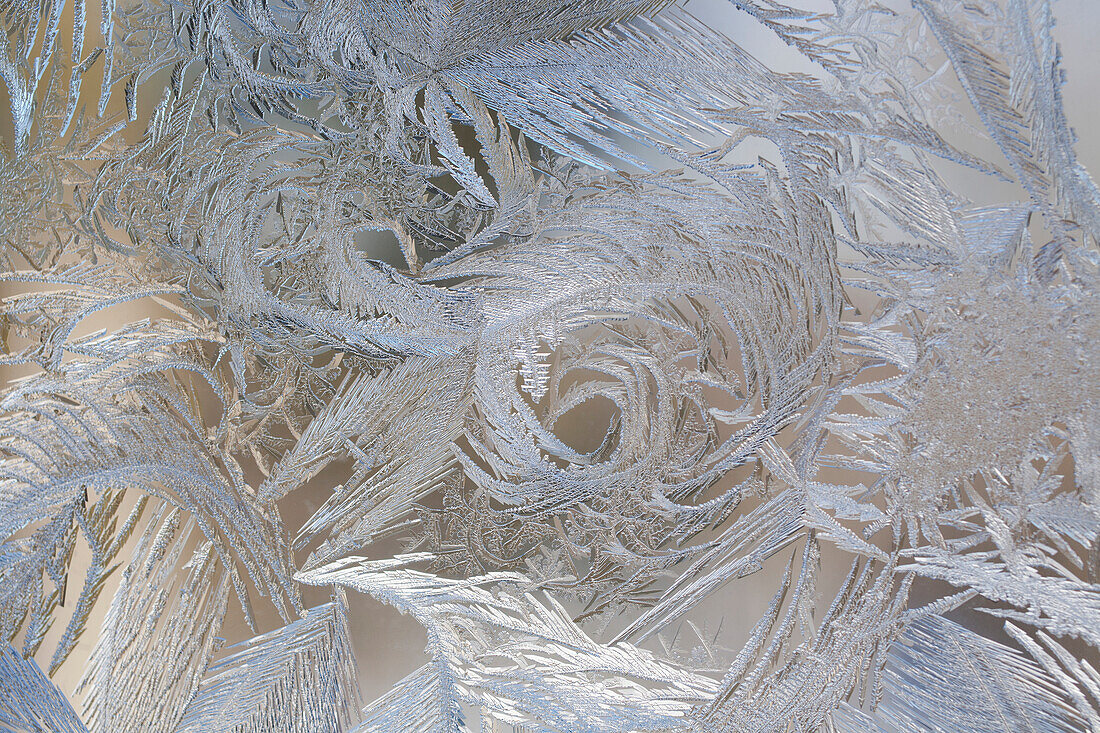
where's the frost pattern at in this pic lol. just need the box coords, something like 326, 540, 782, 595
0, 0, 1098, 730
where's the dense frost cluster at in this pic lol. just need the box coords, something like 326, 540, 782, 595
0, 0, 1098, 730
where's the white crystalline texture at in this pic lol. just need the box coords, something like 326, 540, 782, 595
0, 0, 1097, 730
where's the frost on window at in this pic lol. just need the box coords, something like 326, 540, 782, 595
0, 0, 1098, 730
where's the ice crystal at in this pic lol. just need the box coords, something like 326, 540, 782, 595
0, 0, 1098, 730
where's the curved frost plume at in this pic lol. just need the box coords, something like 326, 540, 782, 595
0, 0, 1098, 730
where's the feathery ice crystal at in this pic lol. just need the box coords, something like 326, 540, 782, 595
1, 0, 1098, 730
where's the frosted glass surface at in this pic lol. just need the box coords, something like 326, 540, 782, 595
0, 0, 1098, 730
